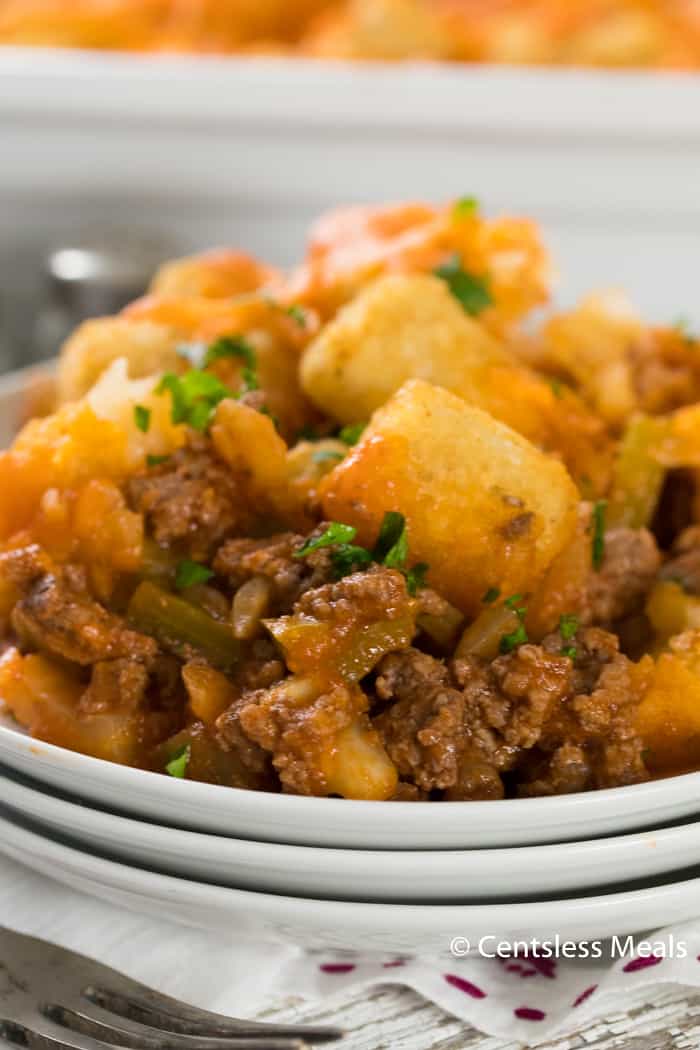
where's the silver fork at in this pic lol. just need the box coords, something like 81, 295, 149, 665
0, 928, 343, 1050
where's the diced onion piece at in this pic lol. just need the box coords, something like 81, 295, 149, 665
456, 605, 522, 661
231, 575, 273, 640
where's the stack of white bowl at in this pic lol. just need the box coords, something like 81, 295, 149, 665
1, 706, 700, 954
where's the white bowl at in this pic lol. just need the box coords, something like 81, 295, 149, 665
2, 712, 700, 850
3, 765, 700, 902
2, 805, 700, 953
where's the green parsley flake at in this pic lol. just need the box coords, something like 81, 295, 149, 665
549, 378, 563, 399
373, 511, 407, 564
433, 254, 493, 316
559, 613, 580, 640
453, 196, 479, 219
338, 422, 366, 446
156, 370, 236, 432
134, 405, 151, 433
503, 593, 527, 619
373, 511, 429, 592
204, 336, 259, 395
405, 562, 430, 596
203, 334, 256, 370
312, 449, 345, 464
560, 645, 577, 661
294, 522, 358, 558
592, 499, 607, 571
287, 304, 307, 327
482, 587, 501, 604
499, 623, 528, 654
294, 512, 430, 590
175, 560, 215, 591
165, 744, 190, 779
329, 544, 374, 578
499, 592, 529, 653
146, 454, 170, 468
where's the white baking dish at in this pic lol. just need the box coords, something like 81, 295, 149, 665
0, 48, 699, 330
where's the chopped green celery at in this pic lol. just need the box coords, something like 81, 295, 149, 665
140, 540, 177, 586
128, 581, 240, 672
265, 613, 416, 682
417, 603, 465, 650
608, 415, 668, 529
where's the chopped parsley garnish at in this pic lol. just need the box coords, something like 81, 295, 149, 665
453, 196, 479, 219
329, 544, 374, 578
156, 370, 236, 432
165, 744, 190, 779
134, 405, 151, 433
338, 422, 366, 446
294, 522, 358, 558
499, 593, 529, 653
202, 335, 259, 394
433, 253, 493, 316
482, 586, 501, 604
549, 378, 563, 399
203, 334, 256, 369
176, 336, 259, 398
146, 453, 170, 468
560, 645, 577, 661
287, 304, 308, 327
294, 512, 429, 590
312, 449, 345, 464
175, 559, 215, 591
373, 510, 408, 565
559, 613, 579, 640
499, 623, 529, 654
591, 499, 607, 571
503, 593, 527, 618
371, 512, 426, 590
405, 562, 430, 596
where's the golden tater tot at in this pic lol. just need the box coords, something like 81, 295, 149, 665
320, 379, 579, 615
301, 272, 612, 492
150, 249, 280, 300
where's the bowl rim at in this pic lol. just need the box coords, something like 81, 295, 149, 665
4, 757, 700, 860
2, 713, 699, 821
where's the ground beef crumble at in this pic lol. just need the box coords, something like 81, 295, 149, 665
236, 677, 365, 795
1, 543, 183, 719
127, 435, 253, 560
213, 531, 334, 613
371, 624, 650, 800
660, 525, 700, 594
586, 526, 660, 625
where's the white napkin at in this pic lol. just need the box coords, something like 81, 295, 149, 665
2, 852, 700, 1046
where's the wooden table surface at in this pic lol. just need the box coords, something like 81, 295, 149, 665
262, 984, 700, 1049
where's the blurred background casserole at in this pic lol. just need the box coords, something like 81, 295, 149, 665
1, 0, 700, 68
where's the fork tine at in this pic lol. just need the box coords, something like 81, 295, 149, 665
83, 989, 343, 1044
1, 1015, 115, 1050
42, 1004, 310, 1050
